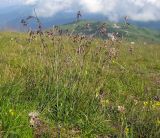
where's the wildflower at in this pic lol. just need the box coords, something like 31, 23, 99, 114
29, 112, 39, 118
129, 46, 134, 54
143, 101, 149, 106
125, 127, 129, 135
156, 119, 160, 126
117, 106, 125, 113
29, 111, 39, 126
130, 42, 135, 45
154, 101, 160, 107
134, 99, 138, 105
28, 111, 50, 137
9, 109, 15, 116
100, 99, 109, 107
152, 101, 160, 109
96, 92, 99, 98
109, 48, 117, 59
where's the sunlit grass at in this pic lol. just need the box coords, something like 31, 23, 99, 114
0, 32, 160, 137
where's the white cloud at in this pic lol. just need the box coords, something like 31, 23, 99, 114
79, 0, 104, 13
22, 0, 160, 21
35, 0, 74, 17
25, 0, 39, 5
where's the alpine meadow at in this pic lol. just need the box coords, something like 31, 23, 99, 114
0, 0, 160, 138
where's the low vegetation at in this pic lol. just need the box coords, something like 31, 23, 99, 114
0, 27, 160, 138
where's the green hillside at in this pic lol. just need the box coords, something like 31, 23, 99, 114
60, 20, 160, 43
0, 31, 160, 137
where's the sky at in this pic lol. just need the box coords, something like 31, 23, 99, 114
0, 0, 160, 21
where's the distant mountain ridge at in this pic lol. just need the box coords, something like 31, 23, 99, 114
59, 20, 160, 43
0, 5, 160, 31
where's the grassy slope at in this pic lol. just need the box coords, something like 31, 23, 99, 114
60, 20, 160, 43
0, 32, 160, 137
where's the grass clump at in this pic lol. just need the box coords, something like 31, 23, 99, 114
0, 32, 160, 137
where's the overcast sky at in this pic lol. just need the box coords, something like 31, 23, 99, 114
0, 0, 160, 21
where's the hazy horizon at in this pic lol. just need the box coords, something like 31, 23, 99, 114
0, 0, 160, 22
